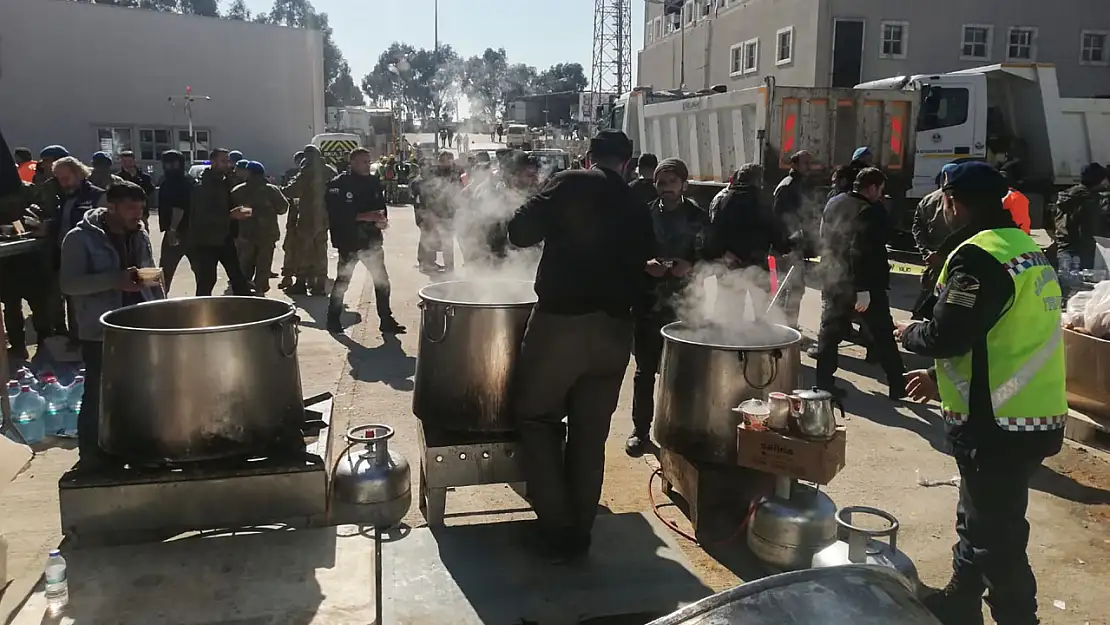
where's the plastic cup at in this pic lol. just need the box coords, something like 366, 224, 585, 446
136, 267, 162, 283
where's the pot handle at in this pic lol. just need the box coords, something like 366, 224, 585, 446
739, 349, 780, 390
835, 506, 901, 563
420, 302, 454, 344
274, 315, 300, 358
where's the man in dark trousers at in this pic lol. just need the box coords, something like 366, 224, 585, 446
1055, 162, 1107, 271
772, 150, 818, 330
816, 167, 905, 398
508, 130, 655, 560
188, 148, 253, 296
325, 148, 405, 335
157, 150, 193, 292
897, 162, 1066, 625
625, 157, 705, 457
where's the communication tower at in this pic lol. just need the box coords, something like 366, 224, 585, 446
589, 0, 632, 125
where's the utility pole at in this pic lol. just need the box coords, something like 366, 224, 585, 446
589, 0, 632, 131
168, 86, 211, 163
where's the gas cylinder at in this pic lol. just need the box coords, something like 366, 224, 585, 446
811, 506, 921, 595
332, 424, 412, 528
746, 477, 838, 571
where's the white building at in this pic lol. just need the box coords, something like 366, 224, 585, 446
0, 0, 327, 175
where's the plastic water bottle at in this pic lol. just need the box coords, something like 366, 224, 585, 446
39, 375, 69, 437
7, 380, 20, 400
17, 367, 38, 392
11, 385, 46, 444
44, 549, 69, 615
61, 376, 84, 438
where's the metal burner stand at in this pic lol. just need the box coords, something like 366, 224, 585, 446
417, 422, 526, 526
659, 447, 775, 542
58, 393, 334, 546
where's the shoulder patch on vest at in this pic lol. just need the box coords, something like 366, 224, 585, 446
945, 273, 980, 308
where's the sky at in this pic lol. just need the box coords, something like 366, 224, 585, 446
238, 0, 645, 116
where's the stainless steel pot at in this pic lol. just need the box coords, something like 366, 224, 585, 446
413, 280, 537, 432
654, 321, 802, 463
99, 296, 303, 464
647, 565, 940, 625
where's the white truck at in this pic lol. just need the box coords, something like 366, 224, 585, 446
612, 64, 1110, 235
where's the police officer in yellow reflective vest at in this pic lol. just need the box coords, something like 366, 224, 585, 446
895, 161, 1065, 625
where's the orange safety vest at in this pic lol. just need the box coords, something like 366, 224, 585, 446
17, 161, 36, 184
1003, 189, 1031, 234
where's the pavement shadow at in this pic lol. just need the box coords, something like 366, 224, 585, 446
332, 333, 416, 391
847, 390, 950, 454
1031, 465, 1110, 505
418, 513, 711, 624
56, 527, 333, 625
287, 292, 334, 330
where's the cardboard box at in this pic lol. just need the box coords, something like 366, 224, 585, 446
736, 425, 846, 485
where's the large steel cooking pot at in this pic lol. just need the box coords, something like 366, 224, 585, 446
647, 565, 940, 625
414, 280, 537, 432
654, 321, 801, 463
99, 297, 304, 463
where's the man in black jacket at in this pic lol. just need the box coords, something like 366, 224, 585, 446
325, 148, 405, 335
508, 130, 655, 560
702, 163, 786, 318
626, 157, 706, 457
117, 150, 155, 224
628, 152, 659, 206
816, 167, 905, 398
1055, 162, 1107, 271
157, 150, 193, 292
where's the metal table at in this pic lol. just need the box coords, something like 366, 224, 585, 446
0, 237, 48, 445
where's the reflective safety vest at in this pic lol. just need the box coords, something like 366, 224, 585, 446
934, 228, 1067, 432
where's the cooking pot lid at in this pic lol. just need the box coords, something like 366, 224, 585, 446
793, 387, 832, 401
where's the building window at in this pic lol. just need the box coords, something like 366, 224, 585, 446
880, 21, 909, 59
96, 127, 133, 158
742, 38, 759, 74
646, 20, 654, 44
776, 27, 794, 65
138, 128, 173, 162
177, 129, 211, 163
654, 17, 663, 41
1007, 27, 1037, 61
700, 0, 711, 18
961, 24, 993, 61
684, 1, 694, 26
1080, 30, 1107, 65
730, 42, 745, 76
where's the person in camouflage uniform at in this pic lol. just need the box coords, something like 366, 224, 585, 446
231, 161, 289, 294
88, 152, 124, 190
281, 145, 336, 295
279, 151, 306, 289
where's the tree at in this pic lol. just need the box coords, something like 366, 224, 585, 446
534, 63, 589, 93
502, 63, 538, 109
361, 42, 419, 110
327, 62, 365, 107
461, 48, 510, 121
225, 0, 250, 20
180, 0, 218, 17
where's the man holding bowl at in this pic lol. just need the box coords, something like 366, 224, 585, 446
59, 181, 165, 470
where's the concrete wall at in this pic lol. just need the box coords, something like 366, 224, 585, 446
639, 0, 1110, 97
640, 0, 820, 91
0, 0, 326, 175
823, 0, 1110, 96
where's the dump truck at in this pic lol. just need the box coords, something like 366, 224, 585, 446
612, 63, 1110, 237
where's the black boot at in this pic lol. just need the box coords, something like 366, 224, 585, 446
625, 427, 650, 458
379, 316, 407, 334
326, 309, 344, 334
922, 579, 986, 625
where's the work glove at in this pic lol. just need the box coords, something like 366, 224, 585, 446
855, 291, 871, 313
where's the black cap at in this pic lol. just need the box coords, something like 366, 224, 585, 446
161, 149, 184, 164
941, 161, 1008, 200
589, 130, 633, 161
